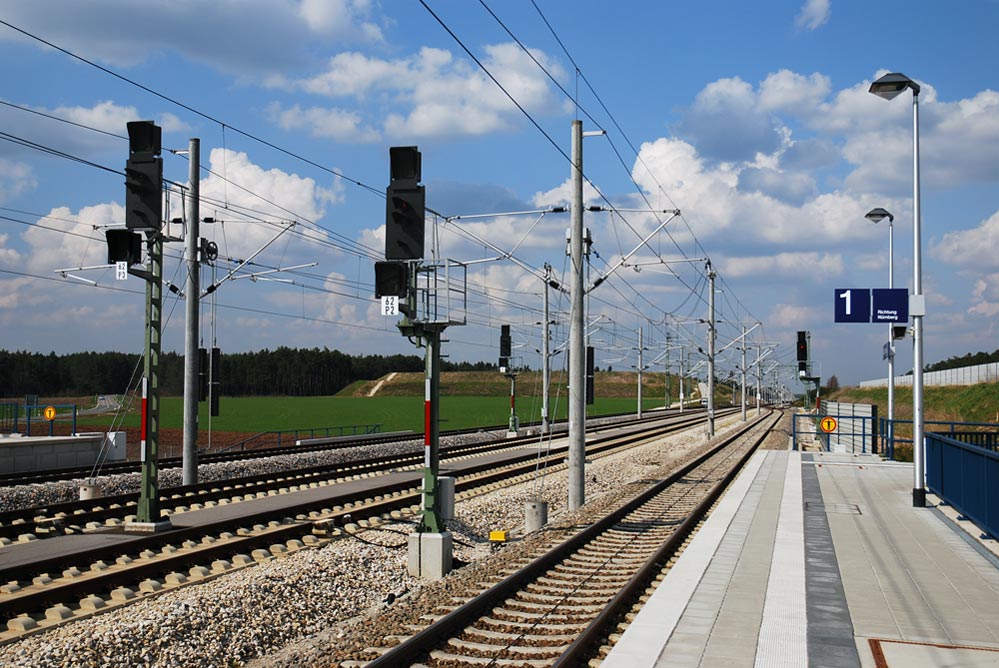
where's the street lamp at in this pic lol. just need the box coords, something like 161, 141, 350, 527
869, 72, 925, 507
866, 207, 895, 455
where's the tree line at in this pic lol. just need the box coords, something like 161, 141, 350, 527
0, 348, 499, 399
924, 349, 999, 373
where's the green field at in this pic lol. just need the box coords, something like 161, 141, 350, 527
78, 395, 670, 434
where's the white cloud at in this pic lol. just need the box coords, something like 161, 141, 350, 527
795, 0, 830, 31
278, 43, 566, 139
0, 1, 384, 73
933, 209, 999, 271
769, 303, 822, 328
969, 276, 999, 317
22, 204, 123, 274
758, 70, 831, 115
198, 148, 343, 259
298, 0, 382, 41
0, 233, 21, 266
674, 77, 784, 162
267, 103, 380, 142
0, 159, 36, 203
721, 252, 843, 279
738, 166, 816, 204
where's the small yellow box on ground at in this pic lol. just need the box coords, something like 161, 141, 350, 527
489, 530, 508, 543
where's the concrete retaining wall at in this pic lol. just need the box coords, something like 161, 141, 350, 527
0, 431, 125, 473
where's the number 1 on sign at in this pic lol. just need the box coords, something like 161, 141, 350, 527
838, 289, 852, 315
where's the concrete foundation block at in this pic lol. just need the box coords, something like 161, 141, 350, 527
407, 531, 453, 580
525, 499, 549, 534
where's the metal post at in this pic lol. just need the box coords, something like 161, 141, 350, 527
756, 346, 763, 415
420, 327, 443, 532
740, 325, 747, 421
707, 263, 716, 438
508, 374, 517, 433
182, 138, 200, 485
542, 264, 551, 435
664, 332, 671, 410
637, 327, 643, 419
568, 120, 585, 511
886, 214, 895, 457
136, 233, 163, 524
679, 349, 685, 414
911, 90, 925, 507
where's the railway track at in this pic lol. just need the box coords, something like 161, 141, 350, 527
348, 409, 781, 668
0, 410, 733, 543
0, 409, 734, 638
0, 409, 709, 487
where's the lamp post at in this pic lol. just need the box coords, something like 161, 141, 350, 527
869, 72, 925, 507
866, 207, 895, 456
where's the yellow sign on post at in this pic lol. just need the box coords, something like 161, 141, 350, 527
820, 416, 837, 433
43, 406, 57, 421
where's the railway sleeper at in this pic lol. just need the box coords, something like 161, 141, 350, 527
448, 637, 569, 657
479, 616, 587, 633
527, 578, 620, 595
465, 625, 580, 644
499, 599, 606, 614
516, 590, 610, 605
488, 606, 582, 622
430, 647, 554, 667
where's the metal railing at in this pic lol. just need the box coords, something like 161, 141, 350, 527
792, 412, 876, 453
879, 418, 999, 460
217, 423, 383, 453
926, 433, 998, 540
0, 403, 17, 434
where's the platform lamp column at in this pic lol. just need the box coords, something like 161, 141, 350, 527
869, 72, 925, 507
866, 207, 895, 455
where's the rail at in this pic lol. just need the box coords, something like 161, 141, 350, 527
926, 433, 998, 540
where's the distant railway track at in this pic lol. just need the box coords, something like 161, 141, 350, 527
0, 408, 708, 487
350, 410, 781, 668
0, 410, 725, 543
0, 409, 737, 637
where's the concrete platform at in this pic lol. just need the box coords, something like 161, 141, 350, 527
603, 450, 999, 668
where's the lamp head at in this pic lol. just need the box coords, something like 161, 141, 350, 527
865, 207, 894, 224
869, 73, 920, 100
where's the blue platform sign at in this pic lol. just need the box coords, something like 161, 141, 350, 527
872, 288, 908, 322
834, 288, 871, 323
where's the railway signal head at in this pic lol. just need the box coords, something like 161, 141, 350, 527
124, 121, 163, 231
385, 185, 425, 260
384, 146, 425, 260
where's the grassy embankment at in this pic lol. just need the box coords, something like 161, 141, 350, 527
827, 382, 999, 460
74, 371, 690, 434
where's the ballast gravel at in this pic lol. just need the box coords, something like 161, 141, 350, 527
0, 412, 755, 667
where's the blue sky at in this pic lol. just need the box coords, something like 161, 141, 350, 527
1, 0, 998, 388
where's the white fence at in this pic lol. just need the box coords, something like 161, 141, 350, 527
859, 361, 999, 388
